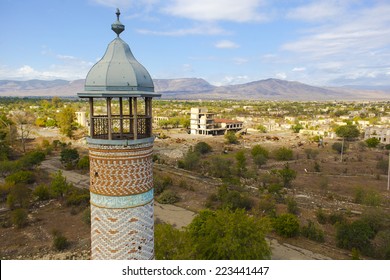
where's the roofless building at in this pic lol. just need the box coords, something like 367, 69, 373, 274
78, 9, 160, 260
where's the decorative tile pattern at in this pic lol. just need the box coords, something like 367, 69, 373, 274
90, 189, 153, 209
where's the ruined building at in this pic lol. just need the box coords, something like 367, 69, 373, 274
78, 9, 160, 259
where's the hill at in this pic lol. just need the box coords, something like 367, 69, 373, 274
0, 78, 388, 100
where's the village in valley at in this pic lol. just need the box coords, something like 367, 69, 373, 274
1, 96, 390, 260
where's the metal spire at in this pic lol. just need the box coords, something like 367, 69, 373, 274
111, 8, 125, 37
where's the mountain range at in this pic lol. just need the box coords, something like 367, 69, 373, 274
0, 78, 388, 100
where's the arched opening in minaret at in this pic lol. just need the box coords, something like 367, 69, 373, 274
88, 96, 153, 140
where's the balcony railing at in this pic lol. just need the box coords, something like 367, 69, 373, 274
91, 114, 151, 140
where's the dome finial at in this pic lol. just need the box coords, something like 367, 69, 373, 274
111, 8, 125, 37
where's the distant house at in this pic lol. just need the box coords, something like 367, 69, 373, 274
364, 126, 390, 144
75, 111, 87, 127
190, 107, 243, 135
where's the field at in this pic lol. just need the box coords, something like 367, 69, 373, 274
1, 127, 389, 260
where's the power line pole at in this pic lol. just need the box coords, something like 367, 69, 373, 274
340, 137, 344, 162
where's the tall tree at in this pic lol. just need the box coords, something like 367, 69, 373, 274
335, 125, 360, 140
187, 208, 271, 260
57, 107, 76, 138
11, 111, 35, 153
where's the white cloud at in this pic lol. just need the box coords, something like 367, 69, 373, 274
215, 40, 239, 49
137, 24, 226, 36
287, 0, 348, 22
292, 67, 306, 72
0, 54, 94, 81
212, 75, 249, 86
162, 0, 267, 22
282, 3, 390, 85
275, 72, 287, 79
233, 58, 249, 65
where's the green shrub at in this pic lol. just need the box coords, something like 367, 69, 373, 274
60, 148, 79, 169
178, 180, 194, 191
332, 142, 347, 154
304, 148, 319, 159
336, 220, 375, 255
274, 147, 293, 161
5, 170, 35, 185
365, 137, 380, 148
178, 148, 200, 170
77, 155, 89, 171
354, 187, 382, 206
301, 220, 325, 242
251, 145, 269, 158
65, 192, 90, 207
258, 194, 276, 217
221, 190, 253, 211
11, 208, 28, 228
6, 184, 31, 209
376, 159, 388, 174
158, 190, 179, 204
50, 170, 71, 199
225, 131, 238, 144
253, 154, 267, 167
82, 208, 91, 226
328, 212, 346, 225
286, 196, 299, 215
19, 151, 46, 169
273, 213, 300, 238
52, 230, 69, 251
33, 184, 51, 201
194, 142, 212, 154
316, 209, 327, 224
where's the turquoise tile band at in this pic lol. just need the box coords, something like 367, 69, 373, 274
90, 189, 154, 209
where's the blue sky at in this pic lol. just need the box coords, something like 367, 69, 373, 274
1, 0, 390, 87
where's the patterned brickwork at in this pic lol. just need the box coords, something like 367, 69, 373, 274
89, 141, 155, 260
91, 201, 154, 260
89, 143, 153, 196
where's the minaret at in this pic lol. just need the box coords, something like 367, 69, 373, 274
78, 9, 160, 260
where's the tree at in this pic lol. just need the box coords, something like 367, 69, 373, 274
11, 111, 35, 153
187, 208, 271, 259
332, 142, 348, 154
60, 148, 80, 169
257, 124, 267, 133
224, 131, 238, 144
365, 137, 380, 148
274, 147, 293, 161
50, 170, 71, 198
235, 151, 247, 176
251, 145, 269, 158
11, 208, 28, 228
301, 220, 325, 242
335, 125, 360, 140
251, 145, 269, 167
6, 184, 31, 209
57, 107, 76, 138
273, 213, 300, 238
275, 163, 297, 188
194, 142, 212, 154
155, 223, 193, 260
209, 156, 232, 178
177, 147, 200, 170
336, 220, 375, 255
291, 123, 304, 133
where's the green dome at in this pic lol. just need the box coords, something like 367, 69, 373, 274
84, 37, 154, 92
